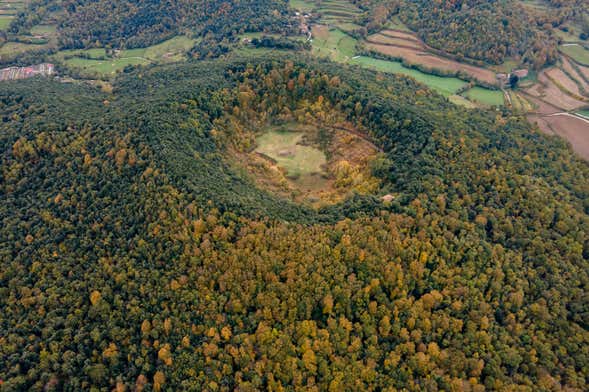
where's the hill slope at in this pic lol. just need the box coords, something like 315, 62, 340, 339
1, 57, 588, 390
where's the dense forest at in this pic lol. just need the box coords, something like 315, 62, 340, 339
353, 0, 586, 68
1, 55, 588, 390
397, 0, 558, 67
9, 0, 294, 49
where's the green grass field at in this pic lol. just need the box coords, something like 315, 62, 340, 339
350, 56, 468, 97
0, 41, 48, 59
0, 0, 25, 30
449, 95, 477, 108
490, 59, 520, 74
560, 44, 589, 66
464, 87, 504, 106
137, 36, 197, 62
289, 0, 315, 12
336, 22, 363, 33
386, 15, 411, 32
30, 24, 57, 36
55, 36, 197, 77
63, 56, 149, 76
0, 15, 11, 29
255, 129, 326, 178
576, 109, 589, 118
312, 28, 357, 62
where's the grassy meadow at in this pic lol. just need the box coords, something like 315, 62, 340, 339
255, 129, 327, 178
560, 44, 589, 66
464, 86, 505, 106
350, 56, 468, 97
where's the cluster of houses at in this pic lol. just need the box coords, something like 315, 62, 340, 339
496, 68, 528, 87
0, 63, 55, 81
294, 11, 312, 37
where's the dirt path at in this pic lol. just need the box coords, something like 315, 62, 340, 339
546, 112, 589, 125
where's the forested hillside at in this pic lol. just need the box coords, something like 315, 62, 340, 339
1, 56, 588, 390
355, 0, 586, 68
9, 0, 293, 48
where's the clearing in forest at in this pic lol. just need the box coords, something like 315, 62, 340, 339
53, 36, 197, 77
241, 122, 380, 206
311, 25, 357, 62
255, 130, 327, 179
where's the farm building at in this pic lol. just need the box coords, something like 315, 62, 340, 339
512, 69, 529, 78
0, 63, 55, 81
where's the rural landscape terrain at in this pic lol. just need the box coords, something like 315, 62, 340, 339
1, 0, 589, 391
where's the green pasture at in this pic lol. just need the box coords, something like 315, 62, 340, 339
255, 129, 327, 178
289, 0, 315, 12
0, 41, 47, 59
0, 15, 11, 29
560, 44, 589, 66
312, 28, 357, 62
386, 15, 411, 32
350, 56, 468, 97
55, 36, 197, 77
464, 86, 504, 106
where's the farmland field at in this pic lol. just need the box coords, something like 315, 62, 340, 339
529, 113, 589, 160
546, 67, 584, 97
509, 91, 534, 112
560, 44, 589, 66
289, 0, 314, 12
531, 71, 587, 110
0, 41, 47, 60
561, 57, 589, 91
386, 15, 411, 32
54, 36, 197, 77
0, 0, 25, 30
464, 87, 504, 106
311, 26, 357, 62
365, 30, 498, 84
0, 16, 10, 29
29, 24, 57, 37
350, 56, 468, 97
449, 94, 477, 108
62, 56, 149, 76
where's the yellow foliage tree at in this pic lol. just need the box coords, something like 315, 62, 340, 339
89, 290, 101, 306
153, 371, 165, 392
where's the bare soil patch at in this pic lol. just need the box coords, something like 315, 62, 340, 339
546, 67, 583, 97
529, 114, 589, 160
561, 57, 589, 93
312, 25, 330, 40
379, 29, 422, 42
366, 34, 423, 50
524, 72, 586, 111
576, 64, 589, 82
